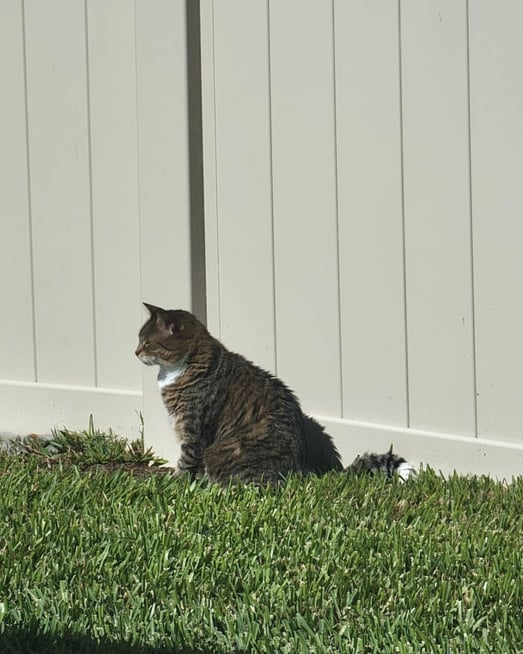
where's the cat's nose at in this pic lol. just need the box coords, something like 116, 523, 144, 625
135, 345, 143, 357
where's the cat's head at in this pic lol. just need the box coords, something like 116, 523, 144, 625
135, 303, 209, 367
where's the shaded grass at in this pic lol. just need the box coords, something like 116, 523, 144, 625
0, 436, 522, 653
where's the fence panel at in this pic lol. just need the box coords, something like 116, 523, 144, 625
334, 0, 408, 426
269, 0, 342, 416
401, 0, 476, 436
86, 0, 142, 391
24, 0, 95, 386
469, 1, 523, 444
210, 0, 276, 372
135, 0, 192, 462
0, 0, 34, 382
135, 0, 191, 309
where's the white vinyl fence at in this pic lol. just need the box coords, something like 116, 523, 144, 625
2, 0, 523, 477
0, 0, 192, 462
200, 0, 523, 477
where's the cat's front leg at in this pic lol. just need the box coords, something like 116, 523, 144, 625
175, 441, 205, 478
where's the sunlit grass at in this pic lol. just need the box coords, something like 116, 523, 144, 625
0, 429, 522, 653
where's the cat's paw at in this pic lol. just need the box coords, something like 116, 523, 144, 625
170, 467, 186, 478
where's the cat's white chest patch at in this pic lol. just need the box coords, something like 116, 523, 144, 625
157, 361, 187, 390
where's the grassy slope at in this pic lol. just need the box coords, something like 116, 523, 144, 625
0, 440, 522, 653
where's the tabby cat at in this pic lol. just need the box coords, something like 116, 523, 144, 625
136, 303, 414, 484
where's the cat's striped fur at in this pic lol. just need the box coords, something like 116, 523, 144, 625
136, 304, 414, 484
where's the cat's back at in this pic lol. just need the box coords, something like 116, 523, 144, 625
210, 348, 303, 422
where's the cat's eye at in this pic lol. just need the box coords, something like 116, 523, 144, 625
142, 341, 150, 348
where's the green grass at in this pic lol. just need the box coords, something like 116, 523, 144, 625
6, 416, 167, 468
0, 429, 522, 653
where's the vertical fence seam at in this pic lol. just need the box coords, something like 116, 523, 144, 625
21, 0, 38, 383
465, 0, 479, 438
331, 0, 344, 419
83, 0, 98, 387
133, 0, 144, 320
398, 0, 410, 428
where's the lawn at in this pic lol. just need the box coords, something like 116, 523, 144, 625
0, 428, 522, 653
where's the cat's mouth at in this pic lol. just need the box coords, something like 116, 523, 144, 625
139, 356, 157, 366
135, 349, 158, 366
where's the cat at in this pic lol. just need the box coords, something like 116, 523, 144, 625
136, 303, 414, 484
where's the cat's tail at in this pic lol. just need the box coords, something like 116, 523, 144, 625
345, 445, 417, 481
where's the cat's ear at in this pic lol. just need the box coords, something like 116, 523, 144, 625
163, 316, 181, 335
143, 302, 164, 317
